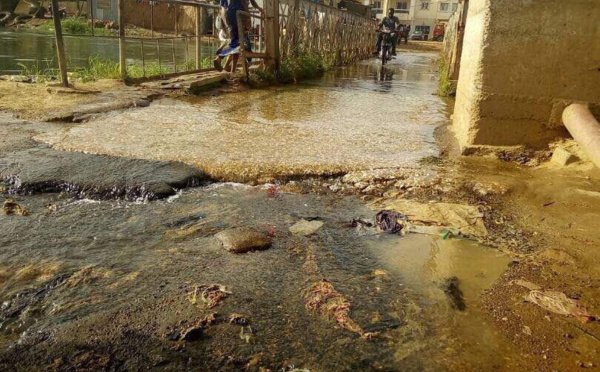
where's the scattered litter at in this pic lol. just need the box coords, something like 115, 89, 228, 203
266, 184, 279, 198
3, 198, 29, 216
348, 218, 378, 236
239, 326, 255, 343
442, 276, 466, 311
522, 325, 532, 336
305, 279, 376, 339
372, 200, 487, 237
525, 290, 596, 322
513, 279, 541, 291
189, 284, 231, 308
375, 210, 405, 234
349, 218, 373, 228
289, 219, 324, 236
543, 201, 555, 207
228, 313, 250, 326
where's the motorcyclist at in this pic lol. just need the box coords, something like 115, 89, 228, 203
375, 8, 400, 56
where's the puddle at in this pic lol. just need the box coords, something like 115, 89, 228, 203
368, 234, 520, 369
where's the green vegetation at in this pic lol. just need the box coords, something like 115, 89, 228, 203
437, 56, 454, 97
36, 17, 113, 36
17, 60, 58, 82
252, 49, 335, 84
17, 56, 215, 83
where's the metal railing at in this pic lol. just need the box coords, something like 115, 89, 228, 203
47, 0, 376, 86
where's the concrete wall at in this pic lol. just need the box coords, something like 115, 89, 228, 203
453, 0, 600, 151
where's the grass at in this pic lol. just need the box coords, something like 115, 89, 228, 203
252, 49, 335, 84
19, 56, 216, 83
438, 56, 454, 97
17, 60, 58, 82
36, 17, 113, 36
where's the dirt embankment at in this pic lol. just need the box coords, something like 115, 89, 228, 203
0, 79, 160, 122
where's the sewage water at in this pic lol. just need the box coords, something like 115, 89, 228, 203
1, 53, 522, 370
0, 184, 519, 370
39, 53, 445, 181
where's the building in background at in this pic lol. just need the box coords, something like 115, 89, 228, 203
365, 0, 459, 39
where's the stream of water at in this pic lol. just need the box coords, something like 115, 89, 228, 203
0, 42, 523, 369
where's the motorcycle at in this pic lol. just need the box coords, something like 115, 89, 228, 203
379, 27, 396, 65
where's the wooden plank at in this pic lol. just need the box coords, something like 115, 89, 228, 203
118, 0, 126, 79
51, 0, 68, 87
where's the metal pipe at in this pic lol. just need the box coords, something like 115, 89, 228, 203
562, 103, 600, 168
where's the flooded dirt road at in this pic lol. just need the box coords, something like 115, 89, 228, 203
3, 52, 598, 371
38, 53, 444, 182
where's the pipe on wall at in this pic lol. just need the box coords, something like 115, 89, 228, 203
562, 103, 600, 168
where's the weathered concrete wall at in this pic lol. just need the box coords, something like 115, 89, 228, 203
453, 0, 600, 151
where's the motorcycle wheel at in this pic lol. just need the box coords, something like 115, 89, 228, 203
381, 46, 387, 65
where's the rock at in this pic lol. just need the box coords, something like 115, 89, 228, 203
3, 198, 28, 216
551, 147, 577, 166
180, 325, 203, 341
215, 227, 272, 253
289, 219, 324, 236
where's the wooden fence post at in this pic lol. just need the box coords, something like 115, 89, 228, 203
118, 0, 127, 79
195, 6, 202, 69
264, 0, 280, 71
51, 0, 68, 87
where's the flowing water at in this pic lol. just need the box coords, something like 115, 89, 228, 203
39, 53, 444, 181
0, 52, 522, 370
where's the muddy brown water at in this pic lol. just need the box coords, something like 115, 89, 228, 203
1, 54, 521, 370
38, 53, 445, 182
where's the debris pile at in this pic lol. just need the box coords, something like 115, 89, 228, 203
525, 290, 596, 323
305, 279, 375, 339
189, 284, 232, 309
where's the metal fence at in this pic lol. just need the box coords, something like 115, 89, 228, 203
47, 0, 376, 85
278, 0, 376, 65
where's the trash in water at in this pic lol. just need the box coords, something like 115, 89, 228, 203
372, 200, 487, 237
442, 276, 466, 311
305, 279, 376, 339
239, 325, 255, 343
3, 198, 29, 216
525, 290, 596, 322
349, 218, 373, 228
228, 313, 250, 326
189, 284, 231, 308
266, 184, 279, 198
375, 210, 405, 234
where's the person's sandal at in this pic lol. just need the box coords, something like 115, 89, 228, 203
213, 58, 223, 71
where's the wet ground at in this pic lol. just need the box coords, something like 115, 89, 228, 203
1, 51, 599, 371
38, 53, 444, 182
